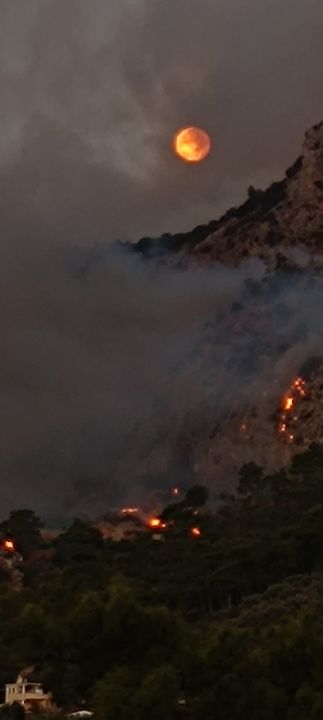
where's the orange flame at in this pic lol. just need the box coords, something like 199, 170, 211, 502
278, 375, 307, 439
283, 396, 293, 411
148, 518, 161, 528
190, 527, 201, 538
171, 487, 181, 497
293, 377, 306, 396
2, 539, 15, 552
148, 517, 166, 530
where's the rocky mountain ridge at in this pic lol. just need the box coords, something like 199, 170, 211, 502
116, 121, 323, 499
133, 120, 323, 269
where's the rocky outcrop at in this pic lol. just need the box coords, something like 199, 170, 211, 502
120, 122, 323, 499
188, 121, 323, 267
133, 121, 323, 269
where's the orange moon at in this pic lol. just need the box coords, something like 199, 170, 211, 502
173, 126, 211, 163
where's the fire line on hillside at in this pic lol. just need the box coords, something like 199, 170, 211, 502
278, 376, 307, 443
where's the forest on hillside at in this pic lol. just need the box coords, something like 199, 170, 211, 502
1, 446, 323, 719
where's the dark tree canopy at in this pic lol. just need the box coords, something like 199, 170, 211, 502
0, 509, 42, 557
184, 485, 209, 507
0, 448, 323, 719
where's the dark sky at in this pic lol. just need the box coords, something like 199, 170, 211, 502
0, 0, 323, 517
1, 0, 323, 240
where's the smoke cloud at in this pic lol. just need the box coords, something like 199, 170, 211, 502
0, 0, 322, 239
0, 233, 264, 517
0, 1, 323, 517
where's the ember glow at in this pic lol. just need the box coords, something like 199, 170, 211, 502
120, 507, 140, 515
171, 487, 181, 497
278, 376, 307, 442
190, 527, 201, 538
2, 539, 15, 552
148, 517, 166, 530
283, 397, 294, 411
148, 517, 161, 528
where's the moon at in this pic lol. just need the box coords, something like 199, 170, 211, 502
173, 126, 211, 163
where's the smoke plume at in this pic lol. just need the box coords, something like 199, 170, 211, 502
0, 0, 323, 517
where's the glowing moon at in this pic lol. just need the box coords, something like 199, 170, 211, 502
173, 126, 211, 163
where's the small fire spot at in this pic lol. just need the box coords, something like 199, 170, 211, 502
2, 539, 15, 552
148, 517, 166, 530
171, 487, 181, 497
190, 527, 201, 538
278, 376, 307, 442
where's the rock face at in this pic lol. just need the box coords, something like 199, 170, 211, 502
122, 121, 323, 498
191, 121, 323, 267
133, 121, 323, 269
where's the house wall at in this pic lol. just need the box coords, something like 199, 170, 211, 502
5, 681, 52, 709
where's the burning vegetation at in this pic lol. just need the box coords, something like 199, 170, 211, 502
147, 517, 166, 531
1, 539, 15, 553
119, 507, 140, 516
190, 527, 201, 538
278, 376, 307, 443
144, 486, 209, 538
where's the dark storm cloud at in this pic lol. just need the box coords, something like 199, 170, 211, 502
0, 0, 322, 517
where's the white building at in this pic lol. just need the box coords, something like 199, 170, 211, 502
5, 675, 52, 712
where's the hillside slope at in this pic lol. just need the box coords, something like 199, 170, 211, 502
133, 121, 323, 267
117, 121, 323, 499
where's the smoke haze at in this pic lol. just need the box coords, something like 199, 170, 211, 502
0, 236, 264, 517
0, 1, 323, 516
0, 0, 322, 239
